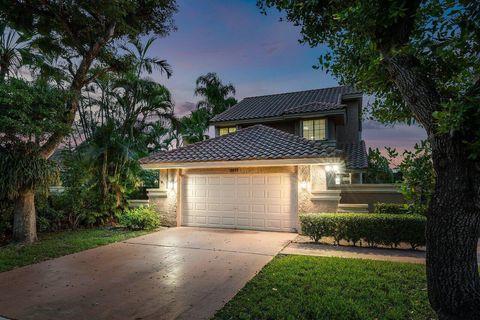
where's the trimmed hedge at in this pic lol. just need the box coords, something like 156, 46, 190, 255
373, 202, 408, 214
299, 213, 426, 249
119, 206, 160, 230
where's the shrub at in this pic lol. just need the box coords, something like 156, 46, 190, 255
373, 202, 408, 214
299, 213, 426, 249
119, 206, 160, 230
0, 198, 14, 241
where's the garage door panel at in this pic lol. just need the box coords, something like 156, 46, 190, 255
267, 190, 282, 198
222, 217, 235, 225
237, 190, 251, 199
182, 173, 297, 232
236, 204, 250, 212
236, 217, 251, 227
268, 175, 281, 183
221, 189, 236, 198
207, 203, 236, 212
252, 219, 265, 228
266, 220, 282, 229
208, 176, 221, 185
207, 216, 221, 225
252, 176, 266, 185
195, 176, 207, 185
267, 204, 282, 214
252, 204, 265, 213
221, 177, 235, 185
252, 190, 266, 198
195, 216, 207, 224
237, 176, 250, 185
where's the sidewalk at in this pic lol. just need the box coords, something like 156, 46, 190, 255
282, 238, 480, 265
281, 241, 426, 264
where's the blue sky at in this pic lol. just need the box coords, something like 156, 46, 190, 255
147, 0, 426, 155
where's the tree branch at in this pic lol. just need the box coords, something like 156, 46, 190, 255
39, 23, 116, 159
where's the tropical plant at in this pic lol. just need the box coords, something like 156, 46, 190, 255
0, 79, 68, 242
71, 37, 175, 214
364, 147, 399, 183
0, 1, 178, 243
259, 1, 480, 317
0, 23, 29, 80
177, 73, 237, 145
179, 108, 211, 144
399, 141, 435, 215
122, 37, 173, 79
194, 72, 237, 116
119, 206, 161, 230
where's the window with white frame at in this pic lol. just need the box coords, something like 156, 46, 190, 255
302, 119, 326, 140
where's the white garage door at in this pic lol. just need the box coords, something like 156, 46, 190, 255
181, 173, 297, 232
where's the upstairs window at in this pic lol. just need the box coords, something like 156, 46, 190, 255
219, 126, 237, 136
302, 119, 326, 140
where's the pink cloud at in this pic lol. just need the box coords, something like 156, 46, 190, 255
175, 101, 196, 117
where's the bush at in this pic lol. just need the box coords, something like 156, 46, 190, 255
373, 202, 408, 214
0, 198, 14, 241
119, 206, 160, 230
299, 213, 426, 249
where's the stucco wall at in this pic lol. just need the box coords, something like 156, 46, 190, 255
298, 165, 340, 213
147, 169, 178, 226
331, 184, 406, 212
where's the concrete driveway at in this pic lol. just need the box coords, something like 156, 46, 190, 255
0, 227, 295, 320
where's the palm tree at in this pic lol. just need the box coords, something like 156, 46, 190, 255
0, 24, 29, 81
194, 72, 237, 116
179, 108, 210, 145
122, 37, 172, 79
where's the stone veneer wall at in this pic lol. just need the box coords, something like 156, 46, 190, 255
147, 169, 178, 227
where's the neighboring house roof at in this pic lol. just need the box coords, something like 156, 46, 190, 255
211, 86, 360, 123
338, 141, 368, 170
140, 124, 341, 165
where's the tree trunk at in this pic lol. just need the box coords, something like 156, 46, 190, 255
12, 189, 37, 244
426, 134, 480, 319
382, 54, 480, 319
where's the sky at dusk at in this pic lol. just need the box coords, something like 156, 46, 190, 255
146, 0, 426, 154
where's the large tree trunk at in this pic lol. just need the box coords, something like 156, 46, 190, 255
382, 54, 480, 319
12, 189, 37, 244
426, 134, 480, 319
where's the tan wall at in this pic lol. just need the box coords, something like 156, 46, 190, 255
332, 184, 406, 212
147, 169, 178, 226
298, 165, 340, 214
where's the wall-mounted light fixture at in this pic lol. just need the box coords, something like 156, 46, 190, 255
326, 163, 342, 185
300, 180, 309, 190
325, 164, 340, 173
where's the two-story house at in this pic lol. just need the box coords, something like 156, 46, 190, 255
140, 86, 368, 232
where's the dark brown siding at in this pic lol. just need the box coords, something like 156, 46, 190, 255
336, 99, 362, 144
239, 120, 296, 134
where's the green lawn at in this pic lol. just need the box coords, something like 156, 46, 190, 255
0, 228, 151, 273
214, 255, 436, 320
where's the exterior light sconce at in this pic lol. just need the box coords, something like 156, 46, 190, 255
326, 164, 340, 173
300, 180, 309, 190
326, 163, 342, 185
